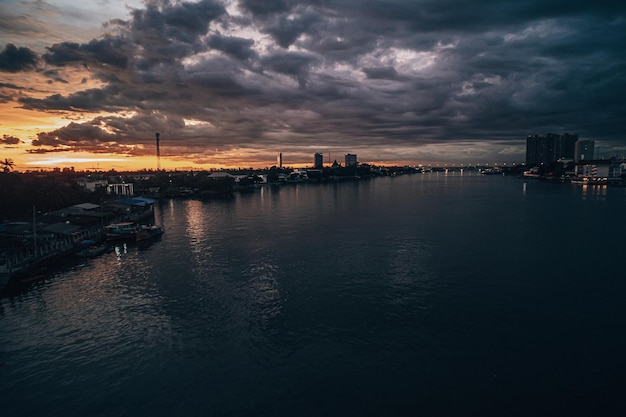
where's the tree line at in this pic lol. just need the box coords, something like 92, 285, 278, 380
0, 171, 95, 221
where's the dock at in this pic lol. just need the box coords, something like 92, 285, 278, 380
1, 197, 157, 290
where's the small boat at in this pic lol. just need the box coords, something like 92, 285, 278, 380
571, 177, 607, 185
135, 225, 163, 241
76, 239, 108, 257
105, 222, 138, 241
76, 245, 108, 257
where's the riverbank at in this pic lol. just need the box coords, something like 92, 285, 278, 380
1, 198, 156, 290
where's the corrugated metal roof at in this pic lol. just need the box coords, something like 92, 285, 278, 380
41, 222, 82, 235
72, 203, 100, 210
114, 197, 156, 207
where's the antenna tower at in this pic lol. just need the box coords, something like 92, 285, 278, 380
155, 132, 161, 170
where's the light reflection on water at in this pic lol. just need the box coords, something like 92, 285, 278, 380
1, 174, 626, 416
579, 183, 608, 201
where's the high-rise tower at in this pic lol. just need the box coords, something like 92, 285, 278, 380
526, 133, 580, 165
156, 132, 161, 170
314, 152, 324, 169
574, 140, 594, 163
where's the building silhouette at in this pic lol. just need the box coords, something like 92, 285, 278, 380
345, 154, 357, 167
574, 140, 595, 163
526, 135, 548, 165
314, 153, 324, 169
526, 133, 582, 165
277, 152, 283, 168
560, 133, 578, 160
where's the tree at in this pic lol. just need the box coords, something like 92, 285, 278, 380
1, 158, 15, 173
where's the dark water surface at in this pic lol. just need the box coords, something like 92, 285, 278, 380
2, 173, 626, 416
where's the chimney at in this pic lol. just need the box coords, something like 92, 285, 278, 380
156, 132, 161, 170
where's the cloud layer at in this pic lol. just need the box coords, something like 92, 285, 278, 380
1, 0, 625, 166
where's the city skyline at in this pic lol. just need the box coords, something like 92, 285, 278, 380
1, 0, 625, 171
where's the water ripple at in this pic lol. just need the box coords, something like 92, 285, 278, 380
3, 176, 626, 416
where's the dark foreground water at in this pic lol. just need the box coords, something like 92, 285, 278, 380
2, 173, 626, 416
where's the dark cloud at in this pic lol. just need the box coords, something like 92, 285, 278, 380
1, 134, 21, 145
41, 69, 69, 84
207, 35, 257, 60
9, 0, 626, 163
33, 122, 120, 148
130, 0, 225, 46
343, 0, 626, 32
163, 0, 225, 33
261, 51, 317, 86
30, 113, 193, 156
0, 81, 28, 103
264, 10, 321, 48
362, 66, 398, 80
26, 147, 76, 154
19, 87, 128, 112
239, 0, 291, 16
43, 38, 130, 68
0, 43, 38, 72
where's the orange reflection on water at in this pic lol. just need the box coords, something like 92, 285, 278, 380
580, 184, 607, 201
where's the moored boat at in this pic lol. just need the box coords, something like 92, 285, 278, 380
76, 241, 108, 257
104, 222, 138, 241
571, 177, 607, 185
135, 225, 163, 241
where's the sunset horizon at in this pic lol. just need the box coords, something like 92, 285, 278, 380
2, 0, 625, 172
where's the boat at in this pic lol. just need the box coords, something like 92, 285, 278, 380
104, 222, 139, 241
75, 239, 108, 257
76, 243, 108, 258
135, 225, 163, 242
571, 177, 607, 185
76, 246, 107, 257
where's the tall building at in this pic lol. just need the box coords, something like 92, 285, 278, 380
559, 133, 578, 160
545, 132, 559, 162
575, 140, 594, 163
526, 133, 580, 165
345, 153, 357, 167
277, 152, 283, 168
314, 153, 324, 169
526, 135, 548, 165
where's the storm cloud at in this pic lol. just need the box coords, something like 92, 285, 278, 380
1, 134, 21, 145
0, 43, 38, 72
1, 0, 625, 165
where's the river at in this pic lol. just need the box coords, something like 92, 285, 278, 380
1, 173, 625, 416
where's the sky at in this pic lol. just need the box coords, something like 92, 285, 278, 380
1, 0, 625, 171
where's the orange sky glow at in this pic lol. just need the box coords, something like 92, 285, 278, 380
2, 0, 625, 172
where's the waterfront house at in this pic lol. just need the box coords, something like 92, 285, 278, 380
107, 182, 134, 196
76, 177, 109, 192
575, 159, 618, 181
104, 197, 156, 222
